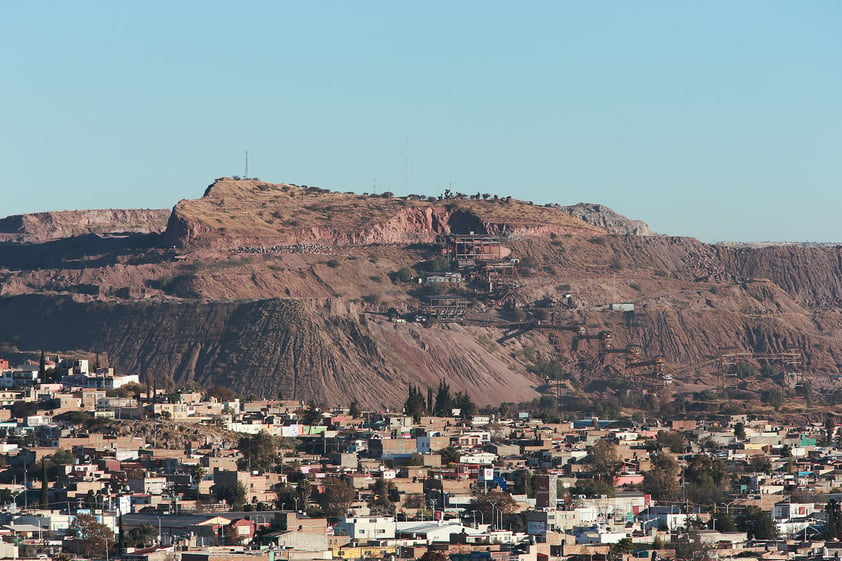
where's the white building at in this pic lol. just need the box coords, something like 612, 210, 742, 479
0, 368, 39, 388
333, 516, 396, 541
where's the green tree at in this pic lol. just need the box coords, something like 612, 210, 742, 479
587, 440, 619, 480
317, 477, 356, 520
125, 524, 157, 548
370, 478, 398, 515
761, 388, 783, 408
734, 422, 746, 440
571, 478, 615, 498
38, 350, 46, 381
349, 401, 361, 419
512, 470, 535, 497
404, 384, 427, 421
206, 385, 236, 402
825, 415, 837, 446
684, 454, 729, 504
737, 506, 777, 539
454, 391, 476, 419
70, 514, 114, 558
712, 511, 738, 532
40, 458, 48, 508
439, 446, 460, 465
189, 463, 207, 485
237, 432, 279, 473
827, 498, 842, 540
434, 380, 453, 416
214, 482, 247, 509
611, 538, 634, 555
394, 267, 414, 282
300, 402, 323, 426
85, 489, 97, 511
642, 453, 680, 501
732, 360, 756, 378
656, 431, 686, 453
748, 454, 772, 474
296, 479, 313, 509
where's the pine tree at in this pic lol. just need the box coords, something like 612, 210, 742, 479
827, 499, 842, 540
38, 350, 46, 382
434, 380, 452, 416
404, 385, 426, 421
40, 458, 48, 508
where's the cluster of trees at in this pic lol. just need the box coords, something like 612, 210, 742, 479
237, 432, 281, 473
404, 380, 476, 421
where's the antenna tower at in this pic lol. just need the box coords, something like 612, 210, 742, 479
244, 151, 248, 179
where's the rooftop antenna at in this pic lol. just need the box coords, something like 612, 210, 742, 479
244, 151, 249, 179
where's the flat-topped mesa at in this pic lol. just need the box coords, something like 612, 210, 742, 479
163, 178, 608, 249
0, 209, 170, 242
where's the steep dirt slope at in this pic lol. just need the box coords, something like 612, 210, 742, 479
718, 244, 842, 310
0, 295, 540, 407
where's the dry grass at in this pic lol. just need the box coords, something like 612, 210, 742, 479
173, 178, 598, 238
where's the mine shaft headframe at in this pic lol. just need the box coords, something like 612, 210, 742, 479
717, 347, 804, 372
571, 328, 612, 353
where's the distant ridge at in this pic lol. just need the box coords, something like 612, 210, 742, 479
0, 209, 170, 242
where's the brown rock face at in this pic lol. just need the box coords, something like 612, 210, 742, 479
163, 178, 605, 249
562, 203, 655, 236
0, 209, 170, 242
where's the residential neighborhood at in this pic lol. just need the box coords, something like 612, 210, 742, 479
1, 355, 842, 561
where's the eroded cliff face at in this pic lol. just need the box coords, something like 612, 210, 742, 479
0, 209, 170, 242
718, 244, 842, 310
163, 178, 606, 249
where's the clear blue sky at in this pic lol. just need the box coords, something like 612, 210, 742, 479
2, 2, 840, 242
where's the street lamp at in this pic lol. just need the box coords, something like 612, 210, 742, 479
719, 500, 736, 516
489, 503, 501, 530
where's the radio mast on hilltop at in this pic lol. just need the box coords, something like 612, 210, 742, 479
244, 151, 249, 179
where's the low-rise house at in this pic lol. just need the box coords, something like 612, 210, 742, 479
333, 515, 396, 541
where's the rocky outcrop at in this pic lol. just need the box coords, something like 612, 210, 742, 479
163, 178, 606, 249
562, 203, 654, 236
0, 209, 170, 242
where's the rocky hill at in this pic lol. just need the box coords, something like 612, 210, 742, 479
1, 178, 840, 414
0, 209, 169, 242
163, 179, 604, 249
561, 203, 655, 236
